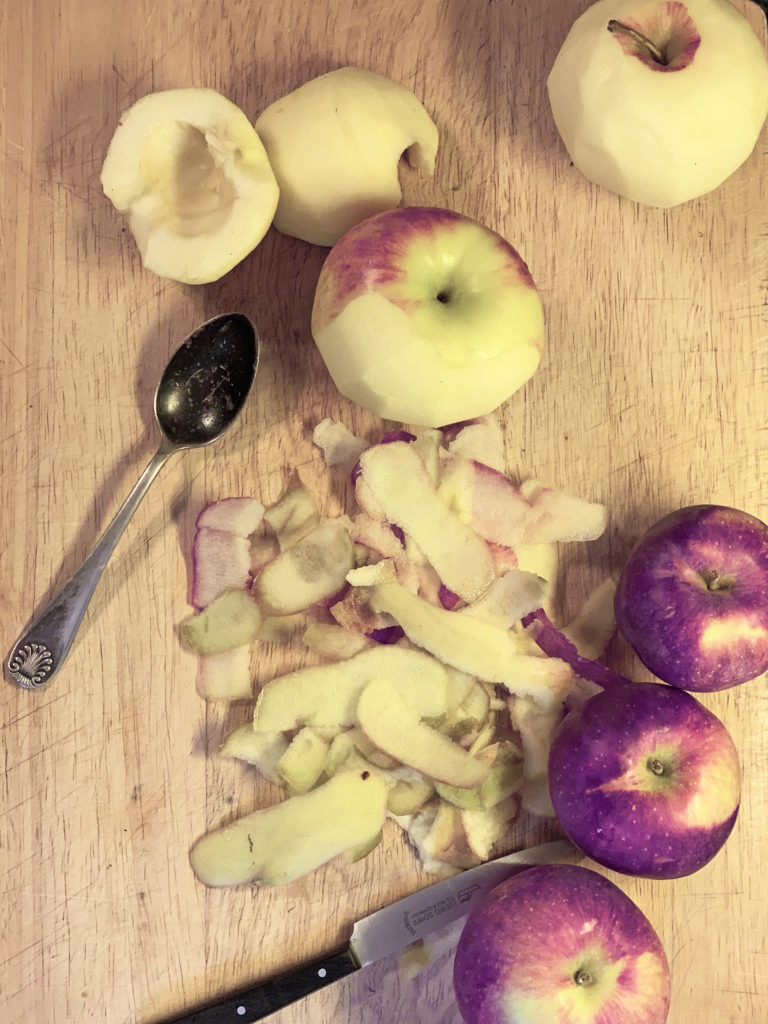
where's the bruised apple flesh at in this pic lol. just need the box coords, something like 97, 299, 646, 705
101, 88, 279, 283
255, 66, 438, 246
547, 0, 768, 208
312, 207, 544, 427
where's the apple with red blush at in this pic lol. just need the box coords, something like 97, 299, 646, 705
311, 206, 545, 428
614, 504, 768, 692
453, 863, 671, 1024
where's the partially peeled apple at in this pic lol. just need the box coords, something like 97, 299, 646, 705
101, 88, 279, 283
547, 0, 768, 207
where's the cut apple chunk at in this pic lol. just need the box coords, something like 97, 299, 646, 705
356, 678, 491, 789
219, 724, 288, 784
301, 621, 372, 660
254, 67, 438, 246
277, 727, 330, 793
357, 441, 494, 603
369, 581, 572, 707
190, 768, 388, 887
461, 794, 519, 861
253, 645, 451, 733
196, 645, 253, 701
182, 589, 262, 655
435, 741, 523, 811
386, 768, 436, 816
263, 476, 320, 551
101, 88, 279, 284
313, 418, 368, 468
254, 518, 354, 615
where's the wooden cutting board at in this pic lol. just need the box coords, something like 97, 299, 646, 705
2, 1, 767, 1021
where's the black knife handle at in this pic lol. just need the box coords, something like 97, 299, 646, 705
160, 946, 360, 1024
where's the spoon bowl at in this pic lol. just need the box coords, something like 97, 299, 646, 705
155, 313, 257, 447
6, 313, 258, 690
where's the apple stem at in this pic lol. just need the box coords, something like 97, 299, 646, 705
648, 757, 666, 777
607, 19, 667, 65
574, 968, 595, 988
701, 569, 735, 593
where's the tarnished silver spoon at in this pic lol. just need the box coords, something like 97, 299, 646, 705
6, 312, 258, 690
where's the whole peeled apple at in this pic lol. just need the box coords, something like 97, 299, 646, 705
547, 0, 768, 207
311, 206, 545, 428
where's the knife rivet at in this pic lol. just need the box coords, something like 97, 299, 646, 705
317, 968, 327, 978
236, 1006, 246, 1015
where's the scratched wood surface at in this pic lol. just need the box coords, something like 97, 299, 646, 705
1, 1, 767, 1021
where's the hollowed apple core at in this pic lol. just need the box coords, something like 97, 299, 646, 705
138, 120, 236, 236
608, 1, 701, 71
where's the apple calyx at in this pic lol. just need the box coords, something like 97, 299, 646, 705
606, 3, 701, 73
607, 19, 666, 66
574, 967, 595, 987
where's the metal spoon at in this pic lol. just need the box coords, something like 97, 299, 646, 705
6, 312, 258, 690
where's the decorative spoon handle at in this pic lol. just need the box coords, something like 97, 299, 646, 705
6, 440, 175, 689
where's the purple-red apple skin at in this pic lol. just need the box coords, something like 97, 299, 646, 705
548, 682, 740, 879
614, 504, 768, 692
311, 206, 536, 332
453, 863, 671, 1024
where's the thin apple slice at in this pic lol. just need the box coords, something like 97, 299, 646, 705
369, 581, 572, 708
190, 768, 389, 887
263, 475, 320, 551
196, 645, 253, 701
182, 589, 262, 655
191, 527, 253, 609
435, 741, 523, 811
301, 622, 372, 660
356, 678, 491, 789
520, 479, 607, 543
421, 799, 482, 869
253, 645, 451, 733
507, 694, 566, 780
460, 569, 547, 629
443, 415, 505, 473
219, 723, 288, 784
461, 794, 519, 861
386, 768, 436, 816
562, 578, 617, 660
254, 518, 354, 615
277, 727, 330, 793
196, 497, 265, 536
313, 418, 369, 468
357, 441, 495, 603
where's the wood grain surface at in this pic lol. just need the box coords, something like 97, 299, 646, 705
2, 1, 767, 1022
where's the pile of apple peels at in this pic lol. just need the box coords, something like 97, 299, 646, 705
183, 415, 615, 887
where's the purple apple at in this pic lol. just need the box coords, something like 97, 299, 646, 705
614, 504, 768, 691
548, 681, 740, 879
453, 863, 671, 1024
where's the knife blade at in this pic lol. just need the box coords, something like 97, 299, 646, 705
161, 838, 575, 1024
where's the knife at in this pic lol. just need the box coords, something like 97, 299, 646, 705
161, 838, 575, 1024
